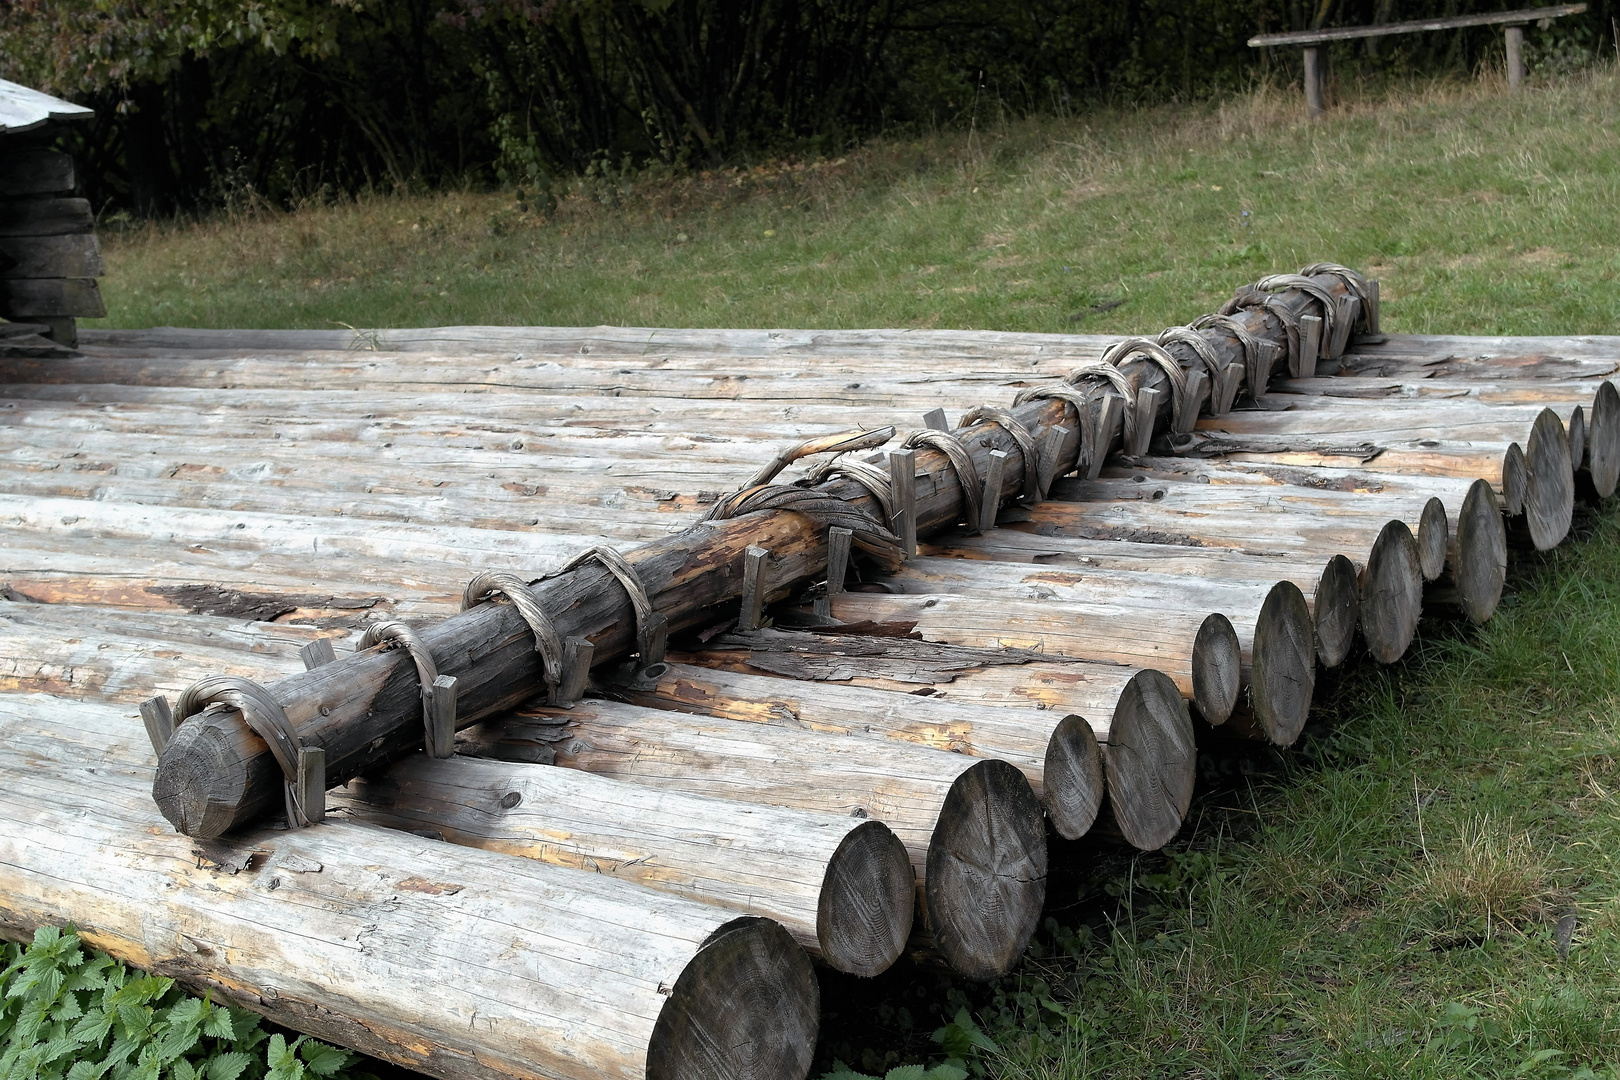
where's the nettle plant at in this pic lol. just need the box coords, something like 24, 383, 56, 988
0, 928, 374, 1080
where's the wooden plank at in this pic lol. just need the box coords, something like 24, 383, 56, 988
0, 149, 75, 196
0, 233, 102, 278
0, 277, 106, 318
0, 196, 95, 238
1248, 3, 1586, 46
0, 79, 94, 134
0, 694, 821, 1080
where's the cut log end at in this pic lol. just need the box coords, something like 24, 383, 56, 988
924, 758, 1047, 981
1362, 519, 1424, 664
1191, 613, 1241, 725
1568, 405, 1587, 473
646, 916, 820, 1080
1524, 408, 1575, 551
1417, 497, 1448, 581
1314, 554, 1360, 668
1102, 668, 1195, 852
152, 716, 259, 838
1503, 442, 1527, 517
1588, 381, 1620, 498
817, 820, 916, 978
1249, 580, 1316, 746
1042, 712, 1104, 840
1454, 477, 1508, 625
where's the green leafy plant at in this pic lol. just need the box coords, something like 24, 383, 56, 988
0, 927, 374, 1080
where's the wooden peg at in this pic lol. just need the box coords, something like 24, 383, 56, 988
1329, 293, 1359, 359
889, 449, 917, 558
299, 638, 337, 671
140, 696, 174, 755
1087, 395, 1123, 479
641, 612, 668, 667
1036, 425, 1070, 500
922, 407, 949, 431
979, 449, 1009, 533
826, 526, 853, 595
1296, 314, 1322, 379
1215, 362, 1244, 415
1365, 279, 1381, 334
296, 746, 326, 826
740, 545, 771, 631
1174, 368, 1207, 434
1129, 386, 1160, 457
559, 637, 595, 704
427, 674, 458, 759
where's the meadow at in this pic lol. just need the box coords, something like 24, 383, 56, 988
74, 66, 1620, 1080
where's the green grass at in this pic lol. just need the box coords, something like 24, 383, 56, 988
77, 66, 1620, 1080
93, 69, 1620, 337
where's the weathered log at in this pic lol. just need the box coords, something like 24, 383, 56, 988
463, 700, 1047, 980
675, 631, 1193, 852
0, 196, 93, 237
0, 277, 106, 318
0, 695, 821, 1080
1520, 408, 1575, 550
0, 234, 103, 279
331, 754, 914, 977
151, 268, 1357, 837
0, 149, 74, 196
1360, 520, 1424, 664
1240, 581, 1317, 745
1588, 381, 1620, 498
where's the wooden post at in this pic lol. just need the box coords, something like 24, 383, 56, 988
1303, 46, 1325, 116
1505, 24, 1525, 88
979, 449, 1008, 533
300, 638, 337, 670
922, 407, 949, 431
1297, 313, 1322, 378
139, 696, 174, 754
889, 448, 917, 557
739, 546, 771, 631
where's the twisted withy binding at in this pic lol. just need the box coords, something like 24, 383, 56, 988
359, 621, 450, 757
175, 674, 315, 827
550, 545, 660, 662
705, 427, 905, 569
903, 427, 983, 534
462, 571, 566, 704
958, 406, 1041, 502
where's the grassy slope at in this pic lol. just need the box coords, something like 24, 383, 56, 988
85, 70, 1620, 1080
94, 73, 1618, 338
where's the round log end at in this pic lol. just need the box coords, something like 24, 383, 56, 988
1417, 497, 1448, 581
1191, 613, 1241, 725
152, 715, 259, 839
1524, 407, 1574, 551
1314, 555, 1360, 668
924, 758, 1047, 981
1569, 405, 1587, 473
1455, 477, 1508, 625
1102, 668, 1195, 852
1042, 713, 1104, 840
816, 820, 915, 977
1503, 442, 1527, 517
1589, 381, 1620, 498
1362, 519, 1424, 664
646, 916, 819, 1080
1250, 580, 1316, 747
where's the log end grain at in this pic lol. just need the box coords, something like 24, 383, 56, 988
1589, 381, 1620, 498
1249, 580, 1316, 746
646, 916, 820, 1080
1101, 668, 1195, 852
1191, 613, 1241, 725
1569, 405, 1587, 473
1362, 519, 1424, 664
152, 715, 266, 838
1524, 407, 1574, 551
1503, 442, 1527, 517
923, 758, 1047, 981
1454, 477, 1508, 625
1417, 497, 1448, 581
1314, 554, 1360, 668
817, 820, 916, 978
1041, 712, 1104, 840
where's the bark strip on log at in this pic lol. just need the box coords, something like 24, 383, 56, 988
330, 754, 914, 977
0, 695, 821, 1080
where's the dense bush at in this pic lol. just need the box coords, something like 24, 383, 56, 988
0, 0, 1611, 213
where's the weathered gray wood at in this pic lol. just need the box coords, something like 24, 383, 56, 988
1589, 381, 1620, 497
0, 695, 821, 1080
1098, 669, 1195, 850
1522, 408, 1574, 550
0, 197, 94, 237
331, 755, 914, 976
1505, 24, 1526, 87
0, 149, 75, 196
0, 234, 103, 279
1450, 478, 1509, 625
0, 277, 106, 318
1361, 520, 1424, 664
1248, 3, 1585, 46
1314, 554, 1361, 667
1303, 47, 1325, 116
475, 699, 1047, 980
1417, 496, 1449, 581
1243, 581, 1316, 745
1192, 613, 1240, 724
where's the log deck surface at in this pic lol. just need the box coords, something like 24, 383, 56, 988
1, 322, 1617, 1079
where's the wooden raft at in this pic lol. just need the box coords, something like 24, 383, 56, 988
2, 275, 1619, 1079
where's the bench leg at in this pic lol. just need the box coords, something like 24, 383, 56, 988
1303, 47, 1325, 117
1504, 25, 1525, 89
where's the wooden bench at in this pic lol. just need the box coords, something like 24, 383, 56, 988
1250, 3, 1587, 116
